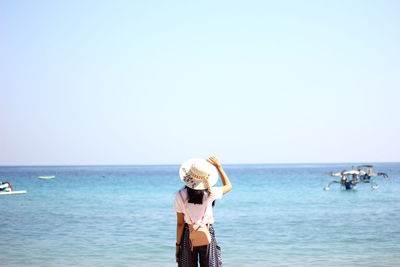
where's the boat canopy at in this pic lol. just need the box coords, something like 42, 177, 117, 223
342, 170, 360, 175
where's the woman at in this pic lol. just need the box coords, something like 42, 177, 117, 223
173, 156, 233, 267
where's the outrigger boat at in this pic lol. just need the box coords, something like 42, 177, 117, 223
323, 165, 388, 191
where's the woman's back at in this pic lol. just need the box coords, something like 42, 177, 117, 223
174, 187, 223, 225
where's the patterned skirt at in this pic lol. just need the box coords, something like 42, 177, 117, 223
178, 224, 222, 267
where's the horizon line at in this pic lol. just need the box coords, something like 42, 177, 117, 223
0, 161, 399, 168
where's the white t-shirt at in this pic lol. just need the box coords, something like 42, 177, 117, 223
173, 187, 223, 224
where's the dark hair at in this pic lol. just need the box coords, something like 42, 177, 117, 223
185, 186, 215, 207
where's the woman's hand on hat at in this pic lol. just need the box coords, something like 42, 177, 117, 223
207, 156, 222, 168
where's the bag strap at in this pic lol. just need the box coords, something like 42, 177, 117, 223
178, 189, 209, 225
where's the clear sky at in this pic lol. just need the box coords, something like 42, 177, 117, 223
1, 0, 399, 165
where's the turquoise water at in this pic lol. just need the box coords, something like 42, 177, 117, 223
1, 163, 399, 267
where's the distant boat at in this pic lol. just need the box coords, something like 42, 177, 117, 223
323, 165, 388, 191
37, 176, 56, 179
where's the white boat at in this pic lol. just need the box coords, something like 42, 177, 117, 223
323, 165, 388, 191
37, 176, 55, 179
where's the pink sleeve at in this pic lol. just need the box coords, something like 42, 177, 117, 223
210, 187, 223, 200
173, 192, 184, 213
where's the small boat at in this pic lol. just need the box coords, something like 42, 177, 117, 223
323, 165, 388, 191
37, 176, 55, 179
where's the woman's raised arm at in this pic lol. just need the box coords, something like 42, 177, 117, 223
207, 156, 232, 195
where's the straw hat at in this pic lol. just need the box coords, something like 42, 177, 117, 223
179, 158, 218, 190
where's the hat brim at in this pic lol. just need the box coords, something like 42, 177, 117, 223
179, 158, 219, 190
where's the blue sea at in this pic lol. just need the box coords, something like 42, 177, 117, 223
1, 163, 399, 267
